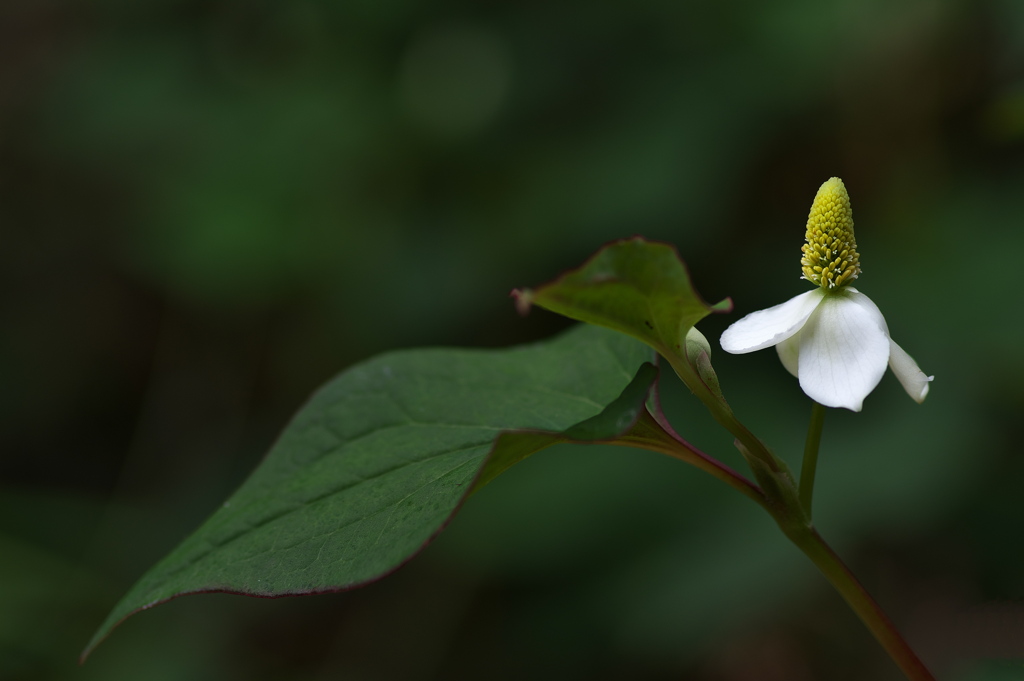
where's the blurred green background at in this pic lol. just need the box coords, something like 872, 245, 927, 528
3, 0, 1024, 679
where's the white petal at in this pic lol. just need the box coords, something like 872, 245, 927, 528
888, 339, 933, 403
776, 332, 801, 377
720, 289, 825, 354
797, 293, 891, 411
842, 288, 890, 334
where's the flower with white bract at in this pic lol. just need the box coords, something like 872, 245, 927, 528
719, 177, 933, 412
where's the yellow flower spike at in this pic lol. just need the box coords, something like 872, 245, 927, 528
800, 177, 861, 290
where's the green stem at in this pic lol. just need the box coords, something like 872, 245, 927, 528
786, 525, 936, 681
799, 401, 826, 518
666, 350, 932, 679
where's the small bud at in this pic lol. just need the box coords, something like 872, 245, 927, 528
684, 326, 712, 366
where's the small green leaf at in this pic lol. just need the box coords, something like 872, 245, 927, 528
84, 325, 656, 659
514, 237, 731, 363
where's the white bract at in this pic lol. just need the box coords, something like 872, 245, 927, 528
720, 286, 931, 411
719, 178, 932, 411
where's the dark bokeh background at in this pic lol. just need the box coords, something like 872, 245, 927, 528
3, 0, 1024, 679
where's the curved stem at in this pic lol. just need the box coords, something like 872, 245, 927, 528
664, 350, 932, 679
786, 525, 936, 681
799, 401, 827, 518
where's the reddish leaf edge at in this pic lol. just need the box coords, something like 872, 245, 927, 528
81, 359, 664, 664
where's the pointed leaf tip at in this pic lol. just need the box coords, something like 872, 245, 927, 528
711, 297, 734, 314
510, 288, 534, 316
83, 324, 655, 660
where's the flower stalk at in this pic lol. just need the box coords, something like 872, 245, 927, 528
799, 400, 827, 518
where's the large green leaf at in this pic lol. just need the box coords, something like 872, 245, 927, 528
513, 237, 731, 362
84, 324, 656, 659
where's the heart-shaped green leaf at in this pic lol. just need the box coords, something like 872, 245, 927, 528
84, 324, 657, 659
513, 237, 731, 364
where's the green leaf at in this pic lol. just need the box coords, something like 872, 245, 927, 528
513, 237, 731, 363
84, 324, 657, 659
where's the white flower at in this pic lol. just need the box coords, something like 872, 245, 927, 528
720, 286, 932, 411
719, 177, 933, 412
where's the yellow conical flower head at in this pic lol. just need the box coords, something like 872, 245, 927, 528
800, 177, 861, 289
